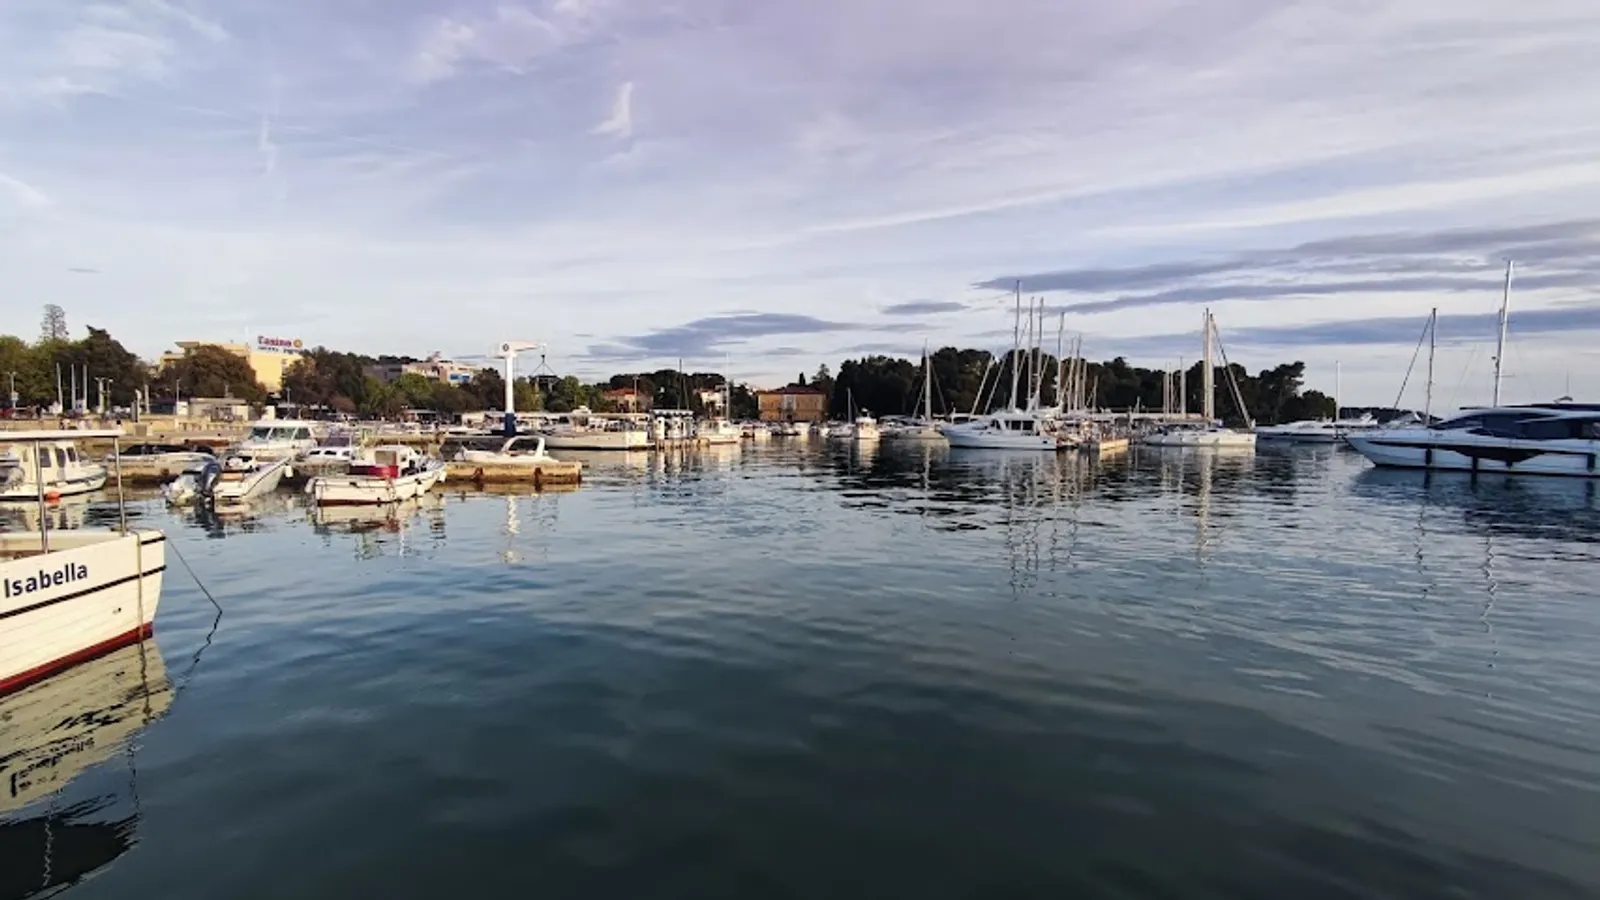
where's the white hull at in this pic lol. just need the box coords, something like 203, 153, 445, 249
0, 468, 106, 500
1, 530, 165, 695
106, 453, 213, 482
211, 457, 289, 504
1142, 429, 1257, 448
1348, 430, 1600, 477
539, 430, 651, 451
941, 426, 1058, 451
1, 640, 171, 814
1255, 431, 1343, 444
308, 463, 446, 506
883, 427, 947, 443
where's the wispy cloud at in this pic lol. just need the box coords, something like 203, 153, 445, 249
0, 170, 51, 207
592, 80, 633, 140
880, 300, 966, 316
0, 0, 1597, 403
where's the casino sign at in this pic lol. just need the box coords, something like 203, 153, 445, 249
257, 336, 304, 353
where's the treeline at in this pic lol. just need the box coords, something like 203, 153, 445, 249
811, 349, 1336, 426
2, 311, 1329, 426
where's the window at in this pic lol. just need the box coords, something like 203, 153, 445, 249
1478, 413, 1531, 437
54, 447, 67, 468
1435, 415, 1483, 431
248, 426, 273, 439
293, 428, 312, 440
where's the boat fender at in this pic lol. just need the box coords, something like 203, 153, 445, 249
533, 468, 543, 490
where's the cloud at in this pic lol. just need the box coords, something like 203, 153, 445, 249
407, 2, 610, 83
585, 312, 858, 363
1104, 304, 1600, 356
880, 300, 966, 316
592, 81, 633, 139
0, 170, 51, 207
1, 0, 1599, 403
972, 219, 1600, 316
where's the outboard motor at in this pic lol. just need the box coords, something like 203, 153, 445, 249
196, 459, 222, 499
502, 411, 518, 438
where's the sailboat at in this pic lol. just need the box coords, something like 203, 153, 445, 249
883, 347, 947, 444
1347, 261, 1600, 476
1142, 308, 1257, 447
941, 291, 1064, 451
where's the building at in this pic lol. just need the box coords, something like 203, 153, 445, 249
602, 387, 649, 412
696, 387, 726, 412
367, 352, 478, 386
158, 336, 305, 393
756, 384, 828, 422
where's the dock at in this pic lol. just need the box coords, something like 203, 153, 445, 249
444, 459, 583, 489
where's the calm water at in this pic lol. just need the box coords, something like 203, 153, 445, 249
4, 442, 1600, 899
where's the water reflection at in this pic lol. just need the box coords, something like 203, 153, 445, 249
1351, 468, 1600, 546
0, 641, 171, 900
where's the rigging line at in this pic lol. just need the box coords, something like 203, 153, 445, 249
1392, 314, 1433, 411
168, 539, 224, 614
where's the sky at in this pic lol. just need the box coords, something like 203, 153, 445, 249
1, 0, 1599, 405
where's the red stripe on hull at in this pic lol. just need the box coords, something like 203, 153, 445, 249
0, 623, 154, 697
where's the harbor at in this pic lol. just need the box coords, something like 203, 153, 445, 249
4, 434, 1599, 900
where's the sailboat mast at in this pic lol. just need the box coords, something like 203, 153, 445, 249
1009, 284, 1021, 411
1424, 307, 1436, 422
1334, 360, 1341, 421
922, 345, 932, 420
1179, 358, 1187, 418
1201, 309, 1215, 422
1493, 259, 1512, 407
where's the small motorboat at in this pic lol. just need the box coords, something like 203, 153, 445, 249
163, 453, 287, 506
306, 445, 446, 506
1, 437, 108, 500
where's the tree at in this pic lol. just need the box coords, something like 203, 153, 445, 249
157, 345, 266, 402
392, 372, 438, 409
78, 327, 148, 406
513, 378, 542, 413
40, 304, 68, 342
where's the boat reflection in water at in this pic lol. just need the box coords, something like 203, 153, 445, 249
0, 640, 171, 900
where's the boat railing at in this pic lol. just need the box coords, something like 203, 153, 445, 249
2, 429, 133, 553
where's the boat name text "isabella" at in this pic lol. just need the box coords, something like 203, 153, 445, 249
4, 562, 90, 599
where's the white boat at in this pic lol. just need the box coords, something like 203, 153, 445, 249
103, 442, 215, 483
455, 435, 559, 465
1344, 262, 1600, 477
941, 408, 1062, 450
851, 415, 880, 442
164, 453, 288, 506
740, 422, 772, 441
773, 421, 812, 438
697, 417, 741, 445
1257, 415, 1382, 444
883, 349, 949, 444
0, 436, 108, 500
233, 418, 319, 460
1142, 423, 1258, 447
1142, 309, 1256, 448
537, 409, 652, 450
1, 429, 165, 696
306, 445, 446, 506
1348, 403, 1600, 476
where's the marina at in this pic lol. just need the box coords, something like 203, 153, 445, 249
1, 436, 1598, 899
